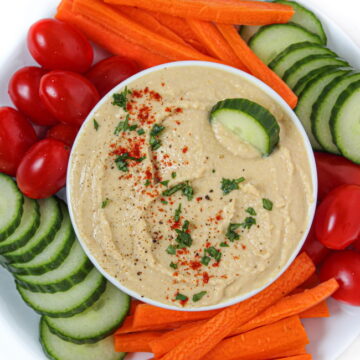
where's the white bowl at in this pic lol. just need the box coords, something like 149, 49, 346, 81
67, 60, 318, 312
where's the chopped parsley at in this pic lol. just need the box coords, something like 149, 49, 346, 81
161, 199, 168, 205
162, 181, 194, 201
137, 128, 145, 135
101, 198, 110, 208
115, 153, 146, 172
150, 124, 165, 150
241, 216, 256, 229
226, 223, 241, 242
166, 245, 176, 255
220, 242, 229, 247
221, 177, 245, 195
93, 119, 99, 131
205, 246, 222, 262
174, 203, 182, 222
246, 207, 257, 216
171, 172, 177, 179
114, 114, 137, 135
201, 255, 211, 266
263, 198, 273, 211
175, 293, 188, 301
144, 179, 151, 186
174, 220, 192, 248
170, 262, 178, 269
160, 180, 169, 187
193, 291, 207, 302
112, 86, 131, 111
182, 181, 194, 201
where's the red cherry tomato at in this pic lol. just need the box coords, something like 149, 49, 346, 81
8, 66, 58, 126
27, 19, 93, 73
0, 107, 37, 176
47, 124, 79, 147
301, 222, 330, 264
315, 152, 360, 201
16, 139, 70, 199
320, 250, 360, 306
315, 185, 360, 250
86, 56, 139, 97
39, 71, 100, 126
354, 238, 360, 252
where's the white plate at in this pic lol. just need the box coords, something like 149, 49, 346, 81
0, 0, 360, 359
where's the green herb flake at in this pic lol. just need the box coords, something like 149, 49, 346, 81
93, 119, 99, 131
174, 203, 182, 222
101, 198, 110, 208
220, 242, 229, 247
221, 177, 245, 195
114, 114, 138, 134
162, 181, 194, 200
263, 198, 273, 211
150, 124, 165, 151
171, 172, 177, 179
246, 207, 257, 216
137, 128, 145, 135
112, 86, 131, 111
201, 256, 211, 266
160, 180, 170, 187
175, 293, 188, 301
205, 247, 222, 262
161, 199, 168, 205
144, 179, 151, 187
175, 220, 192, 248
115, 153, 146, 172
193, 291, 207, 302
170, 262, 178, 269
166, 245, 176, 255
226, 223, 241, 242
241, 217, 256, 230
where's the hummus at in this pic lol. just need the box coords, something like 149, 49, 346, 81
69, 65, 314, 308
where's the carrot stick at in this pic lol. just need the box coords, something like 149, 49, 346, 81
56, 0, 169, 68
114, 331, 164, 352
150, 278, 337, 357
129, 300, 143, 315
274, 355, 312, 360
186, 19, 248, 71
273, 347, 308, 358
216, 23, 298, 108
300, 300, 330, 318
159, 253, 315, 360
72, 0, 221, 63
103, 0, 295, 26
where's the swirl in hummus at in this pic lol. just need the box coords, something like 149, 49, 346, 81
69, 65, 314, 308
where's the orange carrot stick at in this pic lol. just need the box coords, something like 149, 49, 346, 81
103, 0, 295, 26
186, 19, 248, 70
273, 347, 308, 358
114, 331, 164, 352
72, 0, 221, 63
56, 0, 169, 68
274, 355, 312, 360
150, 278, 337, 357
159, 253, 315, 360
300, 300, 330, 318
129, 300, 143, 315
216, 23, 298, 108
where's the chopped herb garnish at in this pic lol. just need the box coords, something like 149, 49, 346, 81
150, 137, 162, 151
246, 207, 257, 216
174, 203, 182, 222
101, 198, 110, 208
160, 180, 170, 187
263, 198, 273, 211
201, 256, 211, 266
171, 172, 177, 179
93, 119, 99, 131
162, 181, 194, 201
205, 247, 222, 262
226, 223, 241, 242
220, 242, 229, 247
221, 177, 245, 195
112, 86, 131, 111
182, 181, 194, 201
241, 217, 256, 229
115, 153, 146, 172
144, 179, 151, 186
137, 128, 145, 135
175, 220, 192, 248
161, 199, 168, 205
150, 124, 165, 136
170, 262, 178, 269
166, 245, 176, 255
150, 123, 165, 150
193, 291, 207, 302
114, 114, 138, 134
175, 293, 188, 301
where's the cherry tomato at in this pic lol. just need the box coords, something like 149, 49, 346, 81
301, 222, 330, 264
39, 71, 100, 126
315, 185, 360, 250
320, 250, 360, 306
8, 66, 58, 126
17, 139, 70, 199
0, 107, 37, 176
27, 19, 93, 73
86, 56, 139, 97
354, 238, 360, 252
47, 124, 79, 147
315, 152, 360, 201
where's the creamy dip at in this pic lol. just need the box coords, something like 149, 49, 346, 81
69, 65, 313, 308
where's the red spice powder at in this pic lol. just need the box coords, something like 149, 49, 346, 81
190, 261, 202, 271
196, 197, 203, 202
242, 244, 247, 250
182, 146, 188, 154
203, 272, 210, 284
165, 107, 172, 112
175, 107, 183, 113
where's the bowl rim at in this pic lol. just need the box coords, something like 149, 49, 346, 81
67, 60, 318, 312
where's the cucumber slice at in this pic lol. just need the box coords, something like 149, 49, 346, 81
312, 72, 360, 153
249, 23, 322, 65
283, 54, 348, 89
330, 80, 360, 163
239, 25, 261, 43
0, 174, 23, 241
17, 268, 106, 317
210, 98, 280, 156
3, 197, 62, 264
295, 69, 350, 150
45, 282, 130, 344
15, 240, 93, 293
269, 42, 336, 78
0, 197, 39, 255
273, 0, 327, 44
9, 202, 75, 275
40, 318, 125, 360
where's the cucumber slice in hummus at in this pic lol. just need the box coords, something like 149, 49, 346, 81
210, 98, 280, 156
